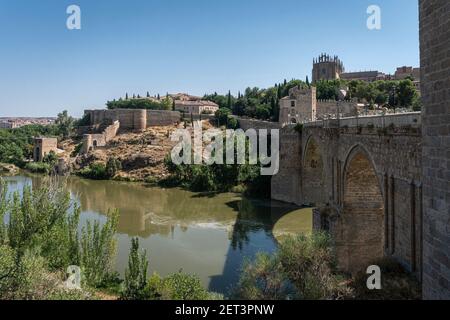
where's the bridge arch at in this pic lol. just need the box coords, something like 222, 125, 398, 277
339, 144, 385, 273
302, 135, 326, 206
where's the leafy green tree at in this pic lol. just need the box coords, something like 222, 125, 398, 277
106, 157, 122, 178
80, 210, 119, 288
121, 238, 149, 300
215, 108, 232, 126
56, 110, 75, 138
397, 79, 418, 107
43, 150, 58, 166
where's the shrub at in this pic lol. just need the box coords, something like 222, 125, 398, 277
227, 116, 239, 129
121, 238, 149, 300
78, 163, 108, 180
43, 150, 58, 166
277, 233, 350, 300
235, 232, 351, 300
155, 272, 214, 300
80, 210, 119, 288
0, 178, 83, 299
106, 157, 122, 178
215, 108, 232, 126
235, 253, 293, 300
24, 162, 51, 174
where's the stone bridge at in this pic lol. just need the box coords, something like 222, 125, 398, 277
271, 112, 423, 276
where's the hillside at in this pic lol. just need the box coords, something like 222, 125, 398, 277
69, 121, 214, 182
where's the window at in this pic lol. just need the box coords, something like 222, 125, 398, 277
291, 101, 296, 107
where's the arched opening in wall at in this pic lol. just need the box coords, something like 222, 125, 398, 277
291, 118, 297, 124
302, 136, 325, 206
93, 140, 98, 148
340, 147, 384, 273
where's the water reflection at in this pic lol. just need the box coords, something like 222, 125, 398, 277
2, 174, 312, 295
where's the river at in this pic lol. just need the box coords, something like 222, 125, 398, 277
1, 174, 312, 296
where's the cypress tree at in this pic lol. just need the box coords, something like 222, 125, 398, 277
227, 90, 232, 110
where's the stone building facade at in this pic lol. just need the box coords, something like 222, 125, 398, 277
419, 0, 450, 300
174, 100, 219, 115
279, 86, 317, 125
81, 121, 120, 154
312, 54, 344, 83
340, 70, 388, 82
33, 137, 58, 162
279, 86, 359, 124
312, 53, 389, 83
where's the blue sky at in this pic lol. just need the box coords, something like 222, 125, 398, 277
0, 0, 419, 117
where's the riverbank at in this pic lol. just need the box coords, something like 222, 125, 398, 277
1, 174, 310, 295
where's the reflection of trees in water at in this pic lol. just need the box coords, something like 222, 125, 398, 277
210, 198, 304, 294
65, 178, 241, 238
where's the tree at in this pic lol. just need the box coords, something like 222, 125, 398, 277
43, 150, 58, 166
106, 157, 121, 178
306, 76, 310, 87
121, 238, 148, 300
215, 108, 232, 126
125, 93, 129, 100
56, 110, 75, 138
146, 91, 150, 98
397, 79, 418, 107
227, 90, 232, 110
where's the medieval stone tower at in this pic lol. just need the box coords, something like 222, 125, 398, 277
312, 53, 344, 83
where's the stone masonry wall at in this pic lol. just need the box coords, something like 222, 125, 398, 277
419, 0, 450, 299
272, 122, 422, 275
271, 127, 302, 204
237, 118, 281, 131
147, 110, 180, 127
85, 109, 180, 131
82, 121, 120, 154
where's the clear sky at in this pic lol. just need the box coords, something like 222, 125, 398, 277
0, 0, 419, 117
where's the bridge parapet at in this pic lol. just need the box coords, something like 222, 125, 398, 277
302, 112, 421, 129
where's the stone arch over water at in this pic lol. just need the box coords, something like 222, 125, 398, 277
339, 145, 385, 273
302, 135, 325, 206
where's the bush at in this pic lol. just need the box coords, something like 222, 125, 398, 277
147, 272, 217, 300
121, 238, 149, 300
80, 210, 119, 288
78, 163, 108, 180
43, 150, 58, 166
24, 162, 51, 174
235, 232, 351, 300
235, 253, 293, 300
277, 233, 350, 300
106, 157, 122, 178
0, 178, 84, 299
215, 108, 232, 126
